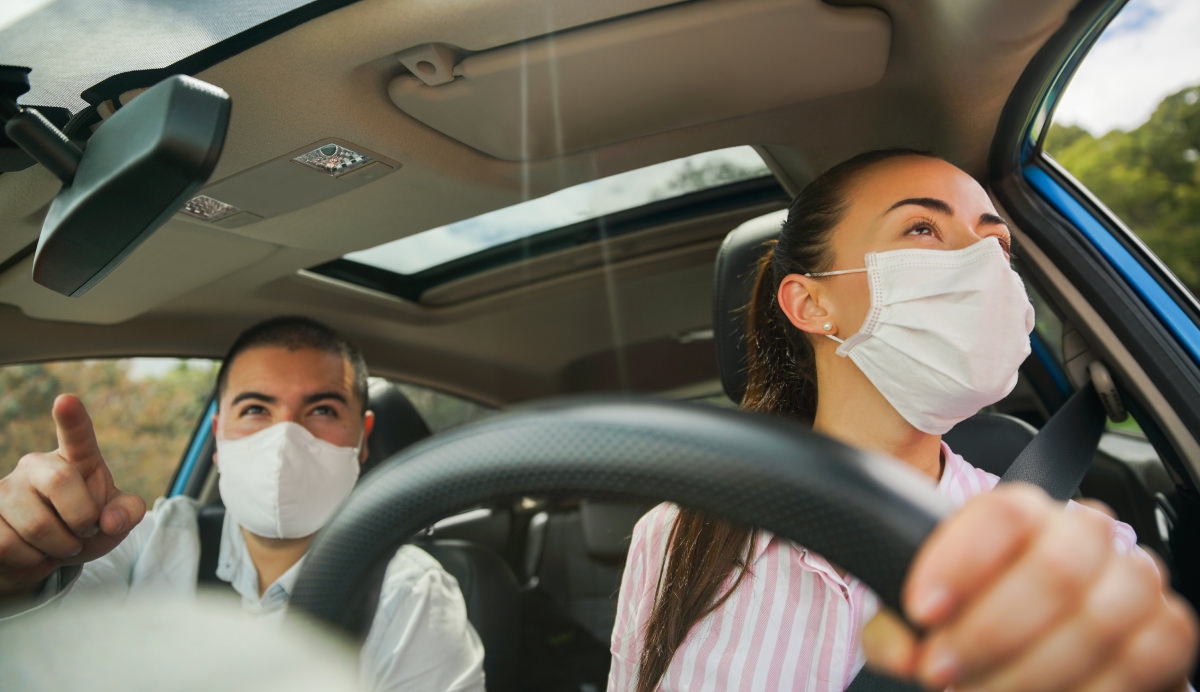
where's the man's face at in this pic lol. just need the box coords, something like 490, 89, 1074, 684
213, 345, 373, 462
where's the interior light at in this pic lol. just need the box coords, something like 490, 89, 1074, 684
292, 143, 371, 176
180, 194, 240, 221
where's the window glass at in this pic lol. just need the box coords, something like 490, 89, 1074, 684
389, 381, 495, 433
1043, 0, 1200, 298
343, 146, 771, 276
0, 358, 217, 504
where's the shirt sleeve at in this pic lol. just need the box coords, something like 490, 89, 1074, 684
607, 503, 675, 692
360, 545, 486, 692
0, 497, 167, 621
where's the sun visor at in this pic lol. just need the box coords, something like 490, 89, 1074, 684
386, 0, 889, 161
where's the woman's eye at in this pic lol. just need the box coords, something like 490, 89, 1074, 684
904, 223, 938, 238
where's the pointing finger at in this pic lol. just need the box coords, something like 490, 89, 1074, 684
51, 395, 105, 476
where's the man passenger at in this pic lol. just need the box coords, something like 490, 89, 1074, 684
0, 316, 486, 692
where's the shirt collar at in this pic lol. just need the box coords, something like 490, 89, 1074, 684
215, 511, 308, 613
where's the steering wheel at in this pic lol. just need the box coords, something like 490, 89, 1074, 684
291, 396, 952, 689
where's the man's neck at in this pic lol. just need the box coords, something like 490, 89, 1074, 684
240, 528, 312, 597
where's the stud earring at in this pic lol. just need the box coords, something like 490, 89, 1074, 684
822, 322, 833, 332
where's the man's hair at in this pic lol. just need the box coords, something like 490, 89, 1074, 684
214, 316, 369, 414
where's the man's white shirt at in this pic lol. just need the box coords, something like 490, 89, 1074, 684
9, 495, 487, 692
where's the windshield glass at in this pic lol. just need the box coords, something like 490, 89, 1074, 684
0, 0, 322, 111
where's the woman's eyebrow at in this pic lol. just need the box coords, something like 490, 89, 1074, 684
980, 212, 1009, 228
885, 197, 953, 216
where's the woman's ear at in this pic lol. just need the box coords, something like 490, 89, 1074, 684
777, 273, 835, 336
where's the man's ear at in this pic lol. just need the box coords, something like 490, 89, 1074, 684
777, 273, 835, 336
359, 410, 375, 465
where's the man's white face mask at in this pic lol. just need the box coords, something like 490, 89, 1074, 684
216, 421, 361, 539
806, 237, 1036, 435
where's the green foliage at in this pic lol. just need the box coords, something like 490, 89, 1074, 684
0, 360, 216, 504
1046, 85, 1200, 297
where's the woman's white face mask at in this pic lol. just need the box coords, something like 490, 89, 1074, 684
806, 237, 1036, 434
216, 421, 361, 539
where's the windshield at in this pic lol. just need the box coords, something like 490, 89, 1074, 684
0, 0, 325, 111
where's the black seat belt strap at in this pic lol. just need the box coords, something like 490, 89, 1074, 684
197, 504, 224, 585
999, 379, 1108, 501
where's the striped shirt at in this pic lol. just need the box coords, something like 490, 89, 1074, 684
607, 443, 1139, 692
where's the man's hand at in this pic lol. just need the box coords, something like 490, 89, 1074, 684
0, 394, 146, 596
863, 483, 1198, 691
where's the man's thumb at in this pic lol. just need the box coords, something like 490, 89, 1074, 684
99, 492, 147, 536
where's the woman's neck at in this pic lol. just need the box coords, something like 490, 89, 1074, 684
812, 350, 944, 481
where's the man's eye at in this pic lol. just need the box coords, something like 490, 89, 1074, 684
239, 404, 267, 416
312, 405, 338, 417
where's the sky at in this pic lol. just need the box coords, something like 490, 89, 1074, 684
1053, 0, 1200, 135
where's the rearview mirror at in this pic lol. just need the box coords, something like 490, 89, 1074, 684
20, 75, 230, 296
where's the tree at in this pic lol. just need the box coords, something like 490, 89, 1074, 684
0, 360, 216, 504
1046, 85, 1200, 297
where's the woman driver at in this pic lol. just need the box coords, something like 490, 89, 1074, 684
607, 150, 1198, 692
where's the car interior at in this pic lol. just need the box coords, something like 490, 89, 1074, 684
1, 0, 1198, 689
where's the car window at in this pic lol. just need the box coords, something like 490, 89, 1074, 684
1043, 0, 1200, 301
0, 358, 217, 504
387, 380, 495, 433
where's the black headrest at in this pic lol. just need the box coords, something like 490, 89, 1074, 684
942, 412, 1037, 476
712, 210, 788, 404
579, 499, 654, 564
363, 381, 432, 477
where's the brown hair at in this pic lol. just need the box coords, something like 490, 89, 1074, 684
214, 315, 370, 414
635, 149, 935, 691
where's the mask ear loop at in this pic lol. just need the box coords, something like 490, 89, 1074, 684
803, 268, 866, 344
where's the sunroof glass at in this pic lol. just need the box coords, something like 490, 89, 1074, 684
344, 146, 771, 276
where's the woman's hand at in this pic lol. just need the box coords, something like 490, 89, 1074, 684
862, 483, 1197, 692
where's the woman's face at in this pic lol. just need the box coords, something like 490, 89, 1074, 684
821, 156, 1013, 336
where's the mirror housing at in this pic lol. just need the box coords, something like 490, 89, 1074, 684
31, 75, 230, 296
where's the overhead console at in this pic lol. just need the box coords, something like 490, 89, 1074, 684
386, 0, 890, 161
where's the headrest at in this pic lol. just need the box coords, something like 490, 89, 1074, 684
579, 499, 654, 564
363, 380, 432, 477
712, 209, 788, 404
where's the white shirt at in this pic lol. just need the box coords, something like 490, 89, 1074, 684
15, 496, 486, 692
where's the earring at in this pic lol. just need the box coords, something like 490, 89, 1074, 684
822, 322, 833, 332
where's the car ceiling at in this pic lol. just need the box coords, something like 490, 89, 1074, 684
0, 0, 1079, 405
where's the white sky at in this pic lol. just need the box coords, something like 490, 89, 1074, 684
1053, 0, 1200, 135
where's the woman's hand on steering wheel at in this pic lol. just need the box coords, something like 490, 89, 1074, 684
863, 483, 1198, 692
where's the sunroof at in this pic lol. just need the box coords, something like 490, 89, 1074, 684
343, 146, 772, 276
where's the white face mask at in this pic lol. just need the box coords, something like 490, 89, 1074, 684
807, 237, 1035, 435
216, 421, 362, 539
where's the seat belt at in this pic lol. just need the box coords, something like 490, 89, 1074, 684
196, 504, 224, 585
998, 378, 1108, 500
846, 363, 1120, 692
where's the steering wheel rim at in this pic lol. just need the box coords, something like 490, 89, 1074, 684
292, 397, 951, 628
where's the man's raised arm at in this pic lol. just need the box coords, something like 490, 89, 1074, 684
0, 394, 146, 596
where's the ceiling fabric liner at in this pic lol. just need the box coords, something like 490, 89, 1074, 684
387, 0, 890, 161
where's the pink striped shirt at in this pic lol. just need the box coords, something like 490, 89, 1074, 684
607, 443, 1139, 692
